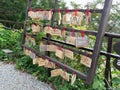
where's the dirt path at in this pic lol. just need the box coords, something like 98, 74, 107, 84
0, 61, 53, 90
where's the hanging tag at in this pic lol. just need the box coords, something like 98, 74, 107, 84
33, 57, 39, 65
38, 58, 46, 67
28, 8, 35, 19
62, 9, 71, 25
51, 27, 61, 36
74, 9, 78, 16
55, 46, 64, 59
36, 10, 43, 20
66, 13, 71, 23
80, 55, 92, 68
44, 60, 55, 69
44, 60, 50, 68
39, 44, 47, 51
30, 51, 36, 59
58, 9, 62, 25
48, 10, 53, 20
70, 12, 83, 26
47, 45, 57, 52
26, 49, 31, 56
44, 59, 49, 67
34, 9, 39, 19
51, 69, 63, 77
32, 23, 40, 33
40, 45, 47, 51
43, 11, 49, 20
75, 37, 89, 48
85, 9, 91, 25
66, 36, 76, 45
66, 9, 71, 23
61, 69, 70, 81
31, 10, 37, 20
71, 73, 76, 85
65, 49, 74, 60
39, 41, 47, 51
40, 10, 44, 20
61, 28, 66, 37
25, 35, 36, 46
44, 26, 52, 34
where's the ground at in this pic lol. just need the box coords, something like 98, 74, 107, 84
0, 61, 53, 90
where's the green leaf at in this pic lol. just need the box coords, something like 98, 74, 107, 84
113, 77, 120, 84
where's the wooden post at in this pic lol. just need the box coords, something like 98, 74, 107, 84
46, 0, 58, 77
21, 0, 32, 47
86, 0, 113, 84
104, 37, 113, 89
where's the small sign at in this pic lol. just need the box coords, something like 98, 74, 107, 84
33, 58, 39, 65
44, 61, 55, 69
80, 55, 92, 68
44, 26, 52, 34
30, 52, 36, 59
66, 36, 76, 45
43, 11, 52, 20
71, 74, 76, 85
113, 58, 120, 70
25, 35, 36, 46
51, 28, 61, 36
47, 45, 57, 52
55, 49, 64, 59
62, 13, 71, 24
70, 12, 83, 26
38, 58, 46, 67
32, 24, 40, 33
65, 49, 74, 59
28, 10, 35, 19
61, 71, 70, 81
51, 69, 63, 77
75, 37, 89, 48
39, 45, 47, 51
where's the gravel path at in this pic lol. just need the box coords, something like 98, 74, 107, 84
0, 61, 53, 90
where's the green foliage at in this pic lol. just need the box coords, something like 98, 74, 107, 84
0, 0, 120, 89
0, 0, 27, 21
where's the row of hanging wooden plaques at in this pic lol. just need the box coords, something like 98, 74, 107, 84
22, 0, 113, 85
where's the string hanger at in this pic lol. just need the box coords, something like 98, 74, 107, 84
58, 9, 62, 13
58, 45, 62, 51
56, 64, 59, 69
62, 27, 66, 32
81, 31, 85, 37
72, 30, 75, 37
42, 56, 45, 60
53, 27, 57, 32
85, 9, 90, 16
66, 8, 70, 13
28, 8, 32, 12
64, 67, 67, 71
74, 9, 78, 16
72, 71, 76, 75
